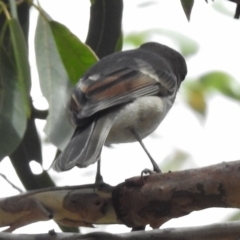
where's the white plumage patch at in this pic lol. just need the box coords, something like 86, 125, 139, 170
88, 74, 101, 81
134, 59, 160, 82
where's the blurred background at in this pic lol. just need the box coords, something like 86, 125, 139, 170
1, 0, 240, 234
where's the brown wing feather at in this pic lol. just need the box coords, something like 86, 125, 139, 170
71, 65, 176, 119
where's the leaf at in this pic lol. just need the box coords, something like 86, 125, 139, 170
199, 71, 240, 101
0, 47, 27, 160
18, 116, 43, 164
212, 1, 236, 18
35, 15, 74, 151
10, 142, 54, 190
184, 81, 207, 116
115, 31, 123, 52
124, 31, 151, 47
180, 0, 194, 21
49, 20, 98, 84
86, 0, 123, 58
183, 71, 240, 116
124, 29, 199, 57
158, 29, 199, 57
8, 18, 31, 116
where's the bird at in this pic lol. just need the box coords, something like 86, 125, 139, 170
52, 42, 187, 184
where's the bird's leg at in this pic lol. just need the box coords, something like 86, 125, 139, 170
129, 128, 161, 173
95, 159, 104, 185
94, 160, 114, 194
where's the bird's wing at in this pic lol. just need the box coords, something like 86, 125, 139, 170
70, 59, 177, 120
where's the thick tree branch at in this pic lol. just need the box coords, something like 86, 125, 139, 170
112, 160, 239, 228
1, 160, 240, 232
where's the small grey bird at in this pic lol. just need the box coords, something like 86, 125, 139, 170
52, 42, 187, 183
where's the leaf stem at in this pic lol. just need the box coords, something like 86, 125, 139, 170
9, 0, 18, 19
0, 2, 11, 20
28, 0, 50, 21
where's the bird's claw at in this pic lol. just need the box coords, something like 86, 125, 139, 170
141, 168, 155, 176
140, 168, 160, 184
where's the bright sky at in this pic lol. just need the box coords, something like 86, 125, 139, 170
1, 0, 240, 234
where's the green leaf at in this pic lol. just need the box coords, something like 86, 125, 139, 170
10, 144, 54, 190
183, 71, 240, 116
212, 1, 235, 18
158, 29, 199, 57
8, 18, 31, 116
86, 0, 123, 58
180, 0, 194, 21
184, 81, 207, 116
124, 29, 199, 57
35, 15, 74, 151
0, 47, 27, 160
49, 20, 98, 84
124, 31, 151, 47
199, 71, 240, 101
19, 116, 43, 164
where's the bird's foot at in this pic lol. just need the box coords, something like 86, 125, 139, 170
141, 168, 160, 184
141, 168, 158, 176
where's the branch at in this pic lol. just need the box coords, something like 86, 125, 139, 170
1, 222, 240, 239
112, 160, 240, 228
1, 160, 240, 232
0, 173, 23, 193
0, 183, 115, 232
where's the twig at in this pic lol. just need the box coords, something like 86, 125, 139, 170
0, 173, 23, 193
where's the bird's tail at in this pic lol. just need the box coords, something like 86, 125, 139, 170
52, 112, 117, 172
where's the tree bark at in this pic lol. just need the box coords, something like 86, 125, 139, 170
1, 160, 240, 233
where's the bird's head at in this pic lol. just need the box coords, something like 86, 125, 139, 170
140, 42, 187, 85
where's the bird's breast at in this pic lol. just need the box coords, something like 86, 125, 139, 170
105, 96, 172, 145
